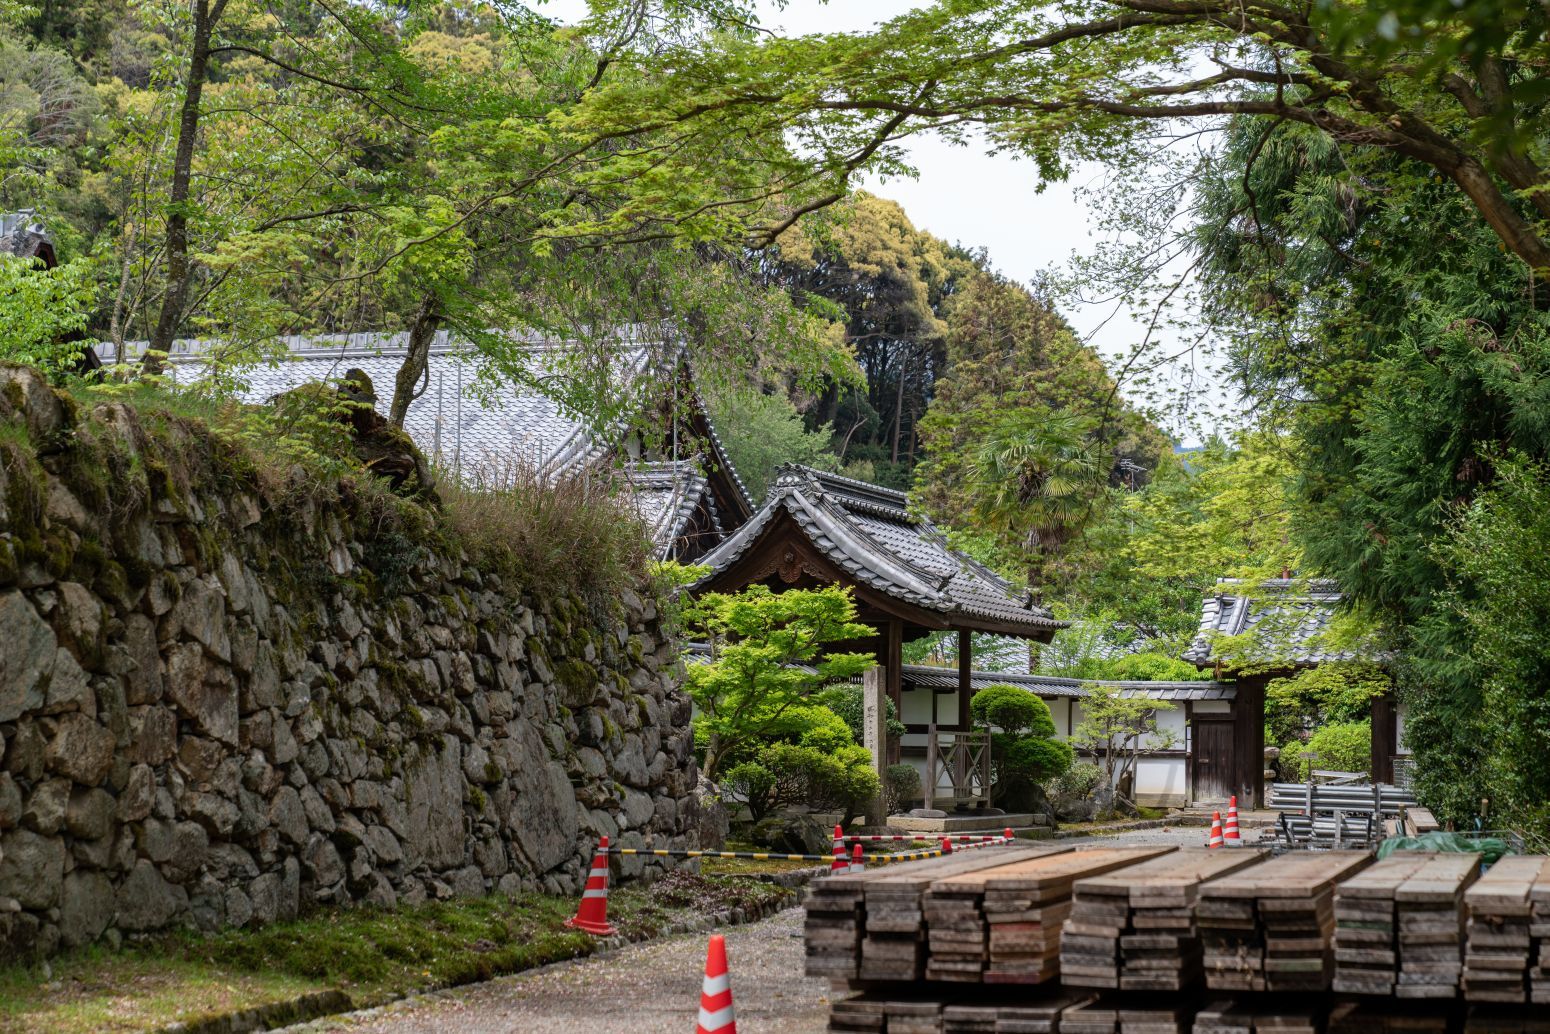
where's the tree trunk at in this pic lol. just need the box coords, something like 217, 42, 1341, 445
703, 732, 724, 783
143, 0, 227, 372
388, 294, 442, 428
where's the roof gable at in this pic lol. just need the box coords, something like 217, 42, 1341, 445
693, 464, 1064, 637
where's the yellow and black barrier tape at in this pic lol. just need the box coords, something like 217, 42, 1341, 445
599, 847, 950, 864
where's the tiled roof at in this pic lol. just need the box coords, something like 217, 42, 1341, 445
98, 332, 742, 558
899, 666, 1233, 701
109, 333, 622, 479
624, 460, 714, 550
693, 464, 1064, 635
1182, 577, 1363, 668
1, 211, 56, 267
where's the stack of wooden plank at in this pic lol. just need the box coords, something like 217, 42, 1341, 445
1062, 849, 1268, 992
1463, 854, 1548, 1002
1333, 853, 1431, 995
1198, 850, 1372, 993
856, 846, 1063, 982
1394, 852, 1479, 998
921, 847, 1172, 984
1531, 860, 1550, 1004
807, 845, 1055, 980
1326, 1000, 1449, 1033
1191, 1002, 1254, 1034
827, 990, 943, 1034
940, 993, 1095, 1034
1464, 1005, 1550, 1032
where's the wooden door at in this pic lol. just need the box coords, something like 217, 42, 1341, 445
1192, 718, 1235, 804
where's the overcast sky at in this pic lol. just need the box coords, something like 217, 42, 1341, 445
538, 0, 1232, 444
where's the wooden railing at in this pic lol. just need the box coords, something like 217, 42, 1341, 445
924, 724, 992, 811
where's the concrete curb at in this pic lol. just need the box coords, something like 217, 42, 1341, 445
167, 889, 800, 1034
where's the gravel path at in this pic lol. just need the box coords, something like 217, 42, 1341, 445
285, 825, 1268, 1034
287, 907, 831, 1034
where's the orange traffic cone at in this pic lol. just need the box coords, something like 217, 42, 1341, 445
564, 835, 617, 936
696, 933, 737, 1034
849, 843, 865, 873
1206, 811, 1224, 849
1224, 795, 1242, 845
831, 825, 848, 873
942, 836, 953, 855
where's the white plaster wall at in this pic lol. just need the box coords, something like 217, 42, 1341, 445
901, 686, 934, 726
1134, 757, 1188, 807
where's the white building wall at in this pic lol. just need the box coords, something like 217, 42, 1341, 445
895, 684, 1233, 809
1134, 758, 1188, 807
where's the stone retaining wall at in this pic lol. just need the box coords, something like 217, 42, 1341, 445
0, 364, 704, 958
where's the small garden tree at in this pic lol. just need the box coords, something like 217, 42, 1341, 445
722, 705, 880, 824
681, 584, 875, 781
1281, 721, 1373, 781
1071, 683, 1177, 816
970, 684, 1073, 811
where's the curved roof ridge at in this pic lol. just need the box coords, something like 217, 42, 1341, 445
797, 488, 949, 604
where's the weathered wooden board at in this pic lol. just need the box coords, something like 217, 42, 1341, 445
916, 847, 1173, 985
1062, 848, 1269, 993
1199, 849, 1372, 994
807, 844, 1065, 981
1464, 855, 1550, 1004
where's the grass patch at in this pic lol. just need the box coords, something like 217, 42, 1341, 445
700, 856, 818, 876
46, 365, 658, 605
0, 874, 792, 1034
442, 459, 652, 601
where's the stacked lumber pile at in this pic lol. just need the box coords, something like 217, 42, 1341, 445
827, 991, 943, 1034
1332, 851, 1478, 998
1463, 854, 1548, 1003
1193, 1003, 1321, 1034
921, 847, 1172, 984
940, 993, 1096, 1034
1333, 853, 1431, 995
1198, 850, 1372, 992
1537, 866, 1550, 1005
1463, 1005, 1550, 1032
806, 845, 1058, 980
1393, 852, 1479, 998
860, 846, 1068, 982
1325, 1001, 1448, 1033
1062, 849, 1268, 991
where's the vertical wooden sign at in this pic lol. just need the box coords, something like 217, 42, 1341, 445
863, 667, 887, 824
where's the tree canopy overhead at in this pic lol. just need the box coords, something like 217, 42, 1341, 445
593, 0, 1550, 271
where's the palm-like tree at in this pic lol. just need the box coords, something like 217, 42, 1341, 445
969, 408, 1104, 601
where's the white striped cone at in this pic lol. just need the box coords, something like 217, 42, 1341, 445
1224, 795, 1242, 844
831, 826, 847, 873
1206, 811, 1224, 849
848, 843, 865, 873
564, 835, 617, 935
696, 933, 736, 1034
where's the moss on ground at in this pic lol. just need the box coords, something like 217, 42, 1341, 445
0, 874, 793, 1034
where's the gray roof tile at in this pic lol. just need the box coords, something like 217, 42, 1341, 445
1182, 577, 1363, 668
103, 332, 735, 559
693, 464, 1064, 634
